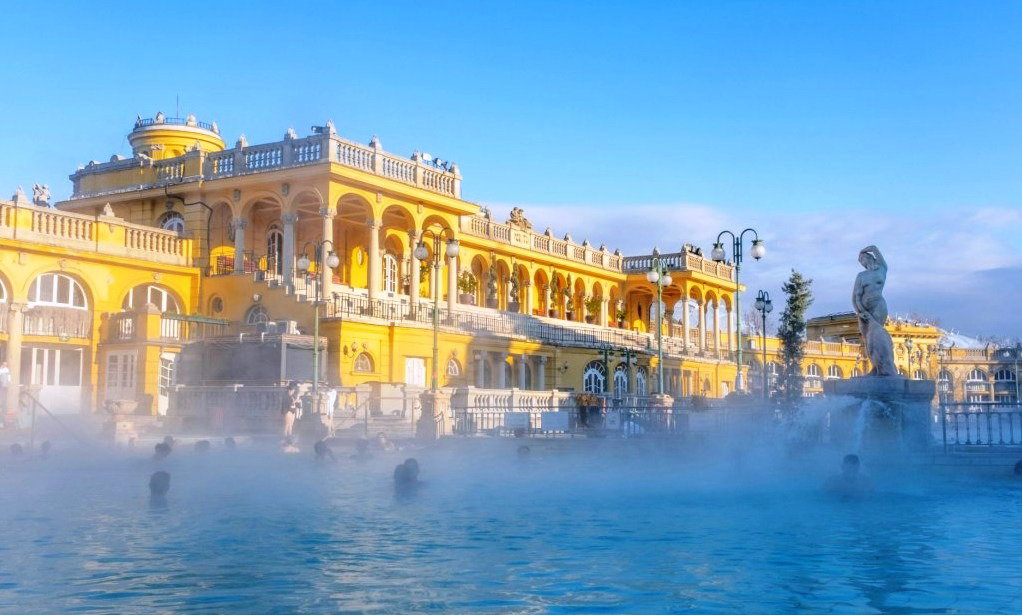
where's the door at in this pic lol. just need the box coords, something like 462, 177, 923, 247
23, 347, 83, 414
405, 357, 426, 387
157, 352, 176, 416
105, 351, 137, 404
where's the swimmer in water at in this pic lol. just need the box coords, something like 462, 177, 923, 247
314, 440, 336, 462
376, 432, 396, 452
1013, 459, 1022, 477
194, 440, 211, 454
350, 438, 372, 462
153, 442, 171, 460
149, 471, 171, 497
394, 458, 421, 495
823, 454, 874, 499
224, 436, 236, 451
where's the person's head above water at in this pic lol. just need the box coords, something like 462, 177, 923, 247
10, 443, 23, 457
842, 454, 861, 479
403, 458, 419, 480
394, 463, 413, 486
154, 442, 171, 459
355, 439, 369, 453
517, 445, 531, 458
162, 435, 175, 448
149, 471, 171, 497
194, 440, 211, 454
314, 440, 335, 460
224, 436, 236, 450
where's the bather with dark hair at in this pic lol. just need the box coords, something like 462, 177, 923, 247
149, 471, 171, 497
394, 458, 422, 495
153, 442, 171, 460
314, 440, 336, 462
824, 454, 874, 499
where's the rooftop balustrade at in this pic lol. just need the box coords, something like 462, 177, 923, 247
69, 130, 461, 200
0, 201, 190, 267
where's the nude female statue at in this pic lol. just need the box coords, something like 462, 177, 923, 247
852, 245, 897, 376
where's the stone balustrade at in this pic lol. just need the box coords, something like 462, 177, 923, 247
450, 387, 576, 411
0, 201, 191, 267
461, 216, 625, 274
70, 131, 461, 200
621, 251, 735, 282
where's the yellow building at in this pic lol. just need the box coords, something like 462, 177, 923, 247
1, 113, 1015, 424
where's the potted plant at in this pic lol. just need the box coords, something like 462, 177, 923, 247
548, 282, 559, 317
616, 308, 627, 328
584, 295, 602, 324
457, 271, 477, 305
564, 275, 574, 319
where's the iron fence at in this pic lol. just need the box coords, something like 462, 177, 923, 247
452, 405, 686, 437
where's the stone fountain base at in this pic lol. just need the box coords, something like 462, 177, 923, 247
824, 376, 936, 453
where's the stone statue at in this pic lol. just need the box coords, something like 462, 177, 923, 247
853, 245, 897, 376
507, 207, 533, 230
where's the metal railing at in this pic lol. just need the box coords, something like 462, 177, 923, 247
452, 404, 686, 437
134, 116, 218, 132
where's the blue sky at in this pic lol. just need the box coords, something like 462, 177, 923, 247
2, 1, 1020, 337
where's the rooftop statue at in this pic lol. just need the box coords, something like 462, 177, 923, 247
852, 245, 897, 376
507, 207, 532, 230
32, 183, 51, 208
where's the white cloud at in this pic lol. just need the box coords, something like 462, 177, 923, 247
482, 202, 1022, 338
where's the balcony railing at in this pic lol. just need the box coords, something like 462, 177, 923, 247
0, 202, 191, 267
70, 131, 461, 200
134, 116, 218, 132
22, 307, 93, 339
104, 311, 231, 343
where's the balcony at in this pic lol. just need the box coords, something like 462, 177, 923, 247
68, 129, 462, 201
0, 202, 191, 267
22, 306, 93, 339
105, 311, 231, 343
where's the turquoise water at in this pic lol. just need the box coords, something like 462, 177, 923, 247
1, 440, 1020, 613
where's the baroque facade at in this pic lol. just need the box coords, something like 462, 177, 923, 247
0, 113, 1017, 420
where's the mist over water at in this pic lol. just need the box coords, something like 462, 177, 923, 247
1, 431, 1020, 613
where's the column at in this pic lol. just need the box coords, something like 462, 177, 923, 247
231, 217, 248, 274
726, 308, 734, 354
698, 300, 706, 351
281, 212, 297, 288
536, 356, 547, 390
496, 353, 508, 388
521, 282, 531, 314
320, 208, 335, 299
447, 253, 458, 310
3, 303, 25, 425
682, 294, 690, 349
367, 218, 381, 299
517, 355, 528, 389
474, 352, 485, 388
600, 297, 609, 327
664, 308, 674, 337
712, 301, 721, 355
408, 229, 420, 316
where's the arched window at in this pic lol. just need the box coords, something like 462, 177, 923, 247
826, 365, 843, 379
635, 368, 648, 396
852, 367, 862, 377
968, 369, 987, 382
994, 369, 1017, 382
446, 358, 461, 377
582, 360, 606, 393
28, 273, 87, 309
266, 224, 283, 274
353, 352, 374, 373
244, 305, 269, 325
614, 364, 629, 394
0, 277, 7, 302
122, 285, 180, 313
383, 253, 399, 293
806, 364, 822, 377
159, 211, 185, 234
913, 369, 927, 380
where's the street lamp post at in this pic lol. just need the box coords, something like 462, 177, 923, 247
1014, 343, 1021, 405
297, 241, 340, 403
711, 229, 765, 392
753, 290, 773, 400
646, 256, 673, 395
905, 338, 915, 378
414, 227, 460, 392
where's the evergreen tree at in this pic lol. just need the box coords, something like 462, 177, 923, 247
775, 270, 814, 412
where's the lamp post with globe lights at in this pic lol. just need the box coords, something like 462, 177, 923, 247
711, 229, 765, 392
414, 227, 460, 392
646, 256, 673, 395
754, 290, 773, 400
297, 241, 341, 402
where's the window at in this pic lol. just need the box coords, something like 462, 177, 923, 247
826, 365, 843, 379
27, 347, 82, 387
159, 212, 185, 233
968, 369, 987, 382
913, 369, 927, 380
852, 367, 862, 377
805, 364, 822, 389
244, 305, 269, 325
383, 253, 399, 293
635, 368, 648, 396
266, 225, 283, 274
614, 364, 629, 394
209, 296, 224, 314
28, 273, 87, 309
122, 285, 179, 313
806, 364, 822, 377
994, 369, 1016, 382
354, 352, 374, 373
582, 360, 606, 393
446, 358, 461, 376
159, 354, 175, 397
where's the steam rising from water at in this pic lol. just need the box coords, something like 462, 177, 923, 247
1, 419, 1020, 612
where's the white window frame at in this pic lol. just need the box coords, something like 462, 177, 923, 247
383, 253, 399, 294
28, 273, 88, 309
582, 361, 606, 394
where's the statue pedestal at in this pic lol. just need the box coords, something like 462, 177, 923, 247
417, 390, 452, 440
823, 377, 936, 454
